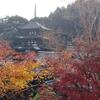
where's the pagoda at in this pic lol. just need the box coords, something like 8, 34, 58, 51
14, 21, 51, 52
13, 4, 51, 52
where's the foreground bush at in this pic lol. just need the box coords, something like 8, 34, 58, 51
0, 41, 50, 99
43, 41, 100, 100
0, 60, 40, 97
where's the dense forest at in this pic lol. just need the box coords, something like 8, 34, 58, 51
31, 0, 100, 45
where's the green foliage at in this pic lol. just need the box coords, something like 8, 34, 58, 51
32, 93, 40, 100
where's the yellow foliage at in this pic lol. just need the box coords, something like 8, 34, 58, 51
0, 60, 40, 96
0, 41, 51, 97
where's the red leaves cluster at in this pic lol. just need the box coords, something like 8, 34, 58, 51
0, 40, 37, 62
46, 41, 100, 100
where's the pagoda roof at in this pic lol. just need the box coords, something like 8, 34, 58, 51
18, 21, 50, 30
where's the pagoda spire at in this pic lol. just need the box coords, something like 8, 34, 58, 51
34, 3, 36, 18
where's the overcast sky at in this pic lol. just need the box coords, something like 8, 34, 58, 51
0, 0, 75, 20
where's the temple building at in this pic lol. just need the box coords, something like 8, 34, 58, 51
13, 21, 52, 52
13, 4, 53, 52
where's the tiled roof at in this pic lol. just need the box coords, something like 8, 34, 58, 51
19, 21, 50, 30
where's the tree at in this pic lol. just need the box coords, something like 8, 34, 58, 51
75, 0, 100, 42
44, 40, 100, 100
33, 0, 100, 47
0, 16, 28, 40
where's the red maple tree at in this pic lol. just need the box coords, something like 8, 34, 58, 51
45, 41, 100, 100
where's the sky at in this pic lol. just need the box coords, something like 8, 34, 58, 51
0, 0, 75, 20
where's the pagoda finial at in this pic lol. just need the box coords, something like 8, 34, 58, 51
34, 3, 36, 18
